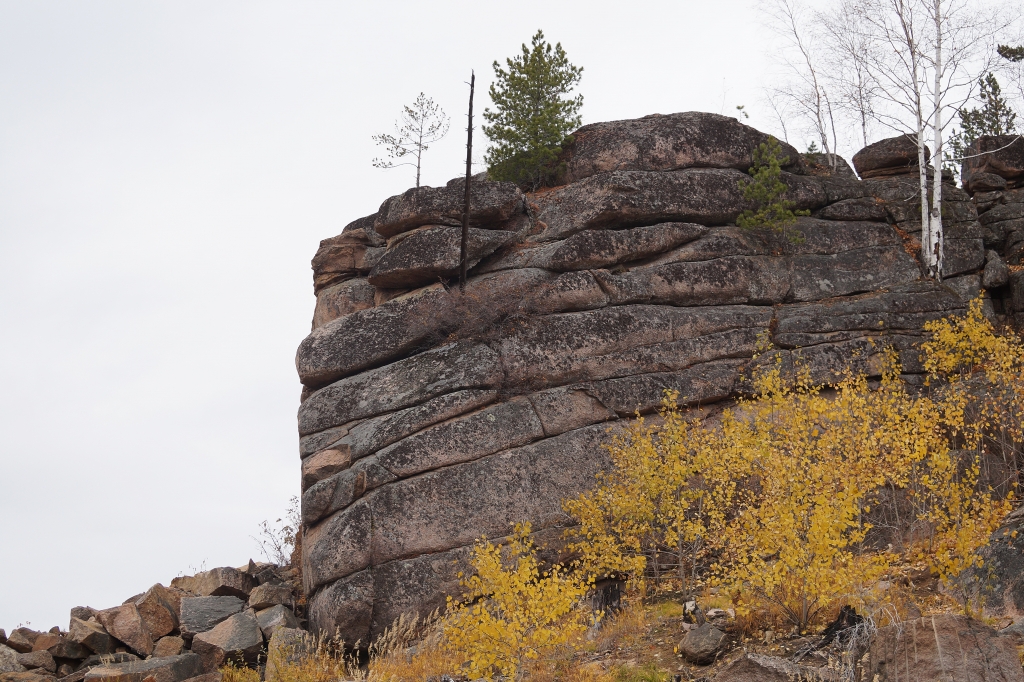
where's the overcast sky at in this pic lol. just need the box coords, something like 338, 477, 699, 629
0, 0, 880, 632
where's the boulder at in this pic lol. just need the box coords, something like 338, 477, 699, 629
962, 135, 1024, 188
714, 653, 834, 681
677, 622, 725, 664
171, 568, 254, 599
4, 631, 39, 655
247, 584, 293, 611
95, 606, 153, 657
869, 614, 1024, 681
557, 112, 802, 184
83, 654, 201, 682
367, 226, 514, 289
69, 608, 97, 624
29, 634, 86, 661
133, 585, 178, 639
264, 628, 308, 682
301, 447, 351, 493
373, 181, 523, 239
254, 606, 298, 640
178, 597, 245, 639
532, 168, 826, 242
190, 611, 262, 671
853, 135, 927, 178
0, 646, 23, 675
983, 250, 1010, 289
152, 637, 184, 658
67, 620, 114, 656
311, 278, 375, 329
297, 341, 502, 436
966, 171, 1008, 194
311, 229, 385, 294
14, 654, 54, 674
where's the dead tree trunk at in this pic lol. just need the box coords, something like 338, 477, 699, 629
460, 71, 475, 292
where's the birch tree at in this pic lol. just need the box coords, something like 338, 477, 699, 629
819, 0, 880, 149
372, 93, 450, 188
850, 0, 1006, 279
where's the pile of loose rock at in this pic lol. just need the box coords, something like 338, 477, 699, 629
0, 562, 303, 682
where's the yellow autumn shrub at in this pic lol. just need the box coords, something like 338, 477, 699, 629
566, 299, 1018, 629
443, 522, 594, 681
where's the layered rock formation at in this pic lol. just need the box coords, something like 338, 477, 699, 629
296, 112, 1021, 644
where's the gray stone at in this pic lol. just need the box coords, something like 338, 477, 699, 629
312, 278, 375, 329
133, 585, 177, 639
853, 134, 927, 178
816, 197, 888, 221
254, 606, 298, 640
677, 622, 725, 664
557, 112, 802, 184
264, 628, 308, 682
15, 654, 54, 674
247, 584, 293, 611
869, 614, 1024, 681
29, 634, 85, 662
4, 631, 39, 655
170, 568, 254, 600
297, 342, 502, 436
715, 653, 834, 681
178, 596, 245, 639
532, 168, 826, 242
95, 606, 152, 658
152, 636, 184, 658
966, 171, 1008, 194
190, 611, 263, 671
962, 135, 1024, 188
0, 645, 23, 675
373, 181, 523, 239
68, 609, 97, 625
83, 654, 201, 682
367, 226, 513, 289
983, 250, 1010, 289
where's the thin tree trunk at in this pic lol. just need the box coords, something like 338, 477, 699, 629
930, 0, 944, 280
460, 71, 475, 292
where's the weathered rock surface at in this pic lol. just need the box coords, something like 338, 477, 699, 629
190, 611, 262, 671
133, 585, 178, 639
0, 646, 23, 675
297, 112, 992, 643
14, 653, 54, 674
67, 619, 114, 656
172, 568, 254, 599
178, 597, 245, 639
367, 226, 513, 289
869, 614, 1024, 681
153, 636, 185, 658
556, 112, 802, 184
962, 134, 1024, 189
852, 134, 926, 178
678, 623, 725, 664
714, 653, 835, 681
3, 631, 37, 655
96, 605, 153, 657
84, 654, 201, 682
312, 279, 375, 329
373, 181, 523, 239
248, 584, 293, 611
255, 606, 298, 640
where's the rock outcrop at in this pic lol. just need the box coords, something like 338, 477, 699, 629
297, 114, 995, 644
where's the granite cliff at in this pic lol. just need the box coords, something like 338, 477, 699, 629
295, 112, 1024, 644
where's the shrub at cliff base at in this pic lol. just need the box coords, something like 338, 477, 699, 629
565, 297, 1019, 630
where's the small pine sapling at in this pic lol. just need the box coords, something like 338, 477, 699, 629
373, 93, 450, 188
736, 136, 809, 244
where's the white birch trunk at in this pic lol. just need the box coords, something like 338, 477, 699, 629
929, 0, 944, 280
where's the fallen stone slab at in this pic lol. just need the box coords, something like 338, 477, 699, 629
132, 585, 178, 639
4, 631, 39, 655
247, 584, 293, 611
178, 596, 245, 639
367, 226, 514, 289
83, 653, 201, 682
255, 605, 298, 640
853, 134, 927, 178
14, 654, 54, 675
66, 620, 114, 657
95, 606, 152, 658
173, 567, 255, 599
714, 653, 837, 681
152, 636, 184, 658
190, 611, 262, 671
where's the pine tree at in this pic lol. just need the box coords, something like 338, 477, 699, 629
946, 73, 1017, 173
372, 93, 450, 188
482, 30, 583, 190
737, 137, 809, 244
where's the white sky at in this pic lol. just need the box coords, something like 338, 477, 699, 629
0, 0, 892, 632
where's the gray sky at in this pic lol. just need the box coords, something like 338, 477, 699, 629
0, 0, 814, 631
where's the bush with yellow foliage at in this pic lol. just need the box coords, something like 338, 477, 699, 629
565, 299, 1018, 629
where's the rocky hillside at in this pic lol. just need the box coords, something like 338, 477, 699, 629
295, 112, 1024, 645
